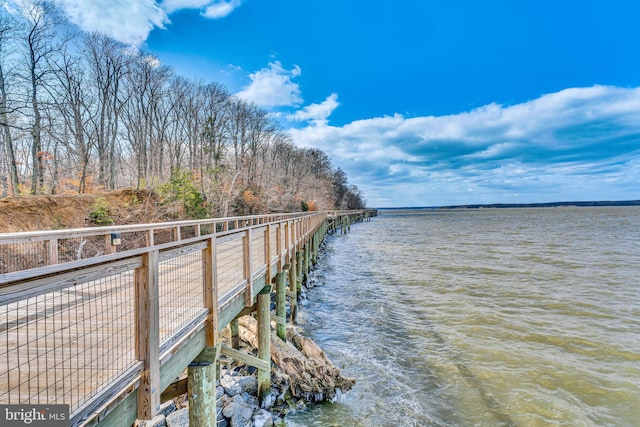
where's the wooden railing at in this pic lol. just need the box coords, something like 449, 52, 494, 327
0, 210, 371, 426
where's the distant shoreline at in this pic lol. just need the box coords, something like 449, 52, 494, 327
378, 200, 640, 210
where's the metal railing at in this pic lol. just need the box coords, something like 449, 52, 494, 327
0, 211, 333, 426
0, 212, 328, 274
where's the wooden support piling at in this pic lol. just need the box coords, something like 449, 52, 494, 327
188, 360, 216, 427
288, 256, 298, 322
257, 285, 271, 406
275, 270, 287, 341
296, 250, 303, 294
311, 234, 317, 266
304, 243, 310, 284
230, 318, 240, 349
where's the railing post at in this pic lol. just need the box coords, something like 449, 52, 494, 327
104, 234, 116, 255
265, 225, 272, 281
146, 229, 154, 247
243, 229, 253, 307
136, 250, 160, 420
290, 219, 297, 261
45, 239, 59, 265
203, 237, 218, 348
284, 222, 290, 260
276, 222, 283, 271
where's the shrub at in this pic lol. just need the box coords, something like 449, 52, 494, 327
158, 170, 209, 219
89, 197, 114, 226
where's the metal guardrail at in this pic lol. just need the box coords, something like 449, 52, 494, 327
0, 211, 340, 426
0, 210, 376, 274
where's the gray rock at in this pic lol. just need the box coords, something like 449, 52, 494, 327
220, 375, 242, 396
166, 408, 189, 427
217, 385, 226, 398
252, 409, 273, 427
159, 400, 176, 417
241, 391, 259, 409
237, 375, 258, 395
231, 416, 252, 427
218, 393, 230, 409
138, 414, 166, 427
230, 393, 249, 405
222, 394, 253, 425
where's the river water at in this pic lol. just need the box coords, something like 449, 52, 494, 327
286, 207, 640, 427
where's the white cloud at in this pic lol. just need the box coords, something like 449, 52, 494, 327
161, 0, 212, 13
202, 0, 241, 19
288, 85, 640, 207
51, 0, 168, 45
288, 93, 340, 125
162, 0, 243, 18
236, 61, 303, 108
25, 0, 243, 46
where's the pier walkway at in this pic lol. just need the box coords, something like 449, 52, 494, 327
0, 210, 375, 426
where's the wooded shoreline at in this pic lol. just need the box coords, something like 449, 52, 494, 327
380, 200, 640, 210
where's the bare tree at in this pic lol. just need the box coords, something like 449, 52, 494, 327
121, 52, 172, 188
50, 46, 95, 192
0, 13, 20, 195
82, 33, 128, 189
0, 4, 367, 210
200, 82, 230, 172
17, 0, 68, 194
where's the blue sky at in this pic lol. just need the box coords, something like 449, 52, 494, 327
50, 0, 640, 207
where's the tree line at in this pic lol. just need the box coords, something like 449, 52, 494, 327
0, 1, 366, 216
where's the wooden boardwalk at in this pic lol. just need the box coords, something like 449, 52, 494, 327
0, 210, 374, 426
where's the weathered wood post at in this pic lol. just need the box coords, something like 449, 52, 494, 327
311, 234, 318, 267
105, 234, 117, 255
188, 361, 216, 427
45, 239, 59, 265
135, 250, 160, 420
257, 285, 271, 406
295, 250, 303, 294
304, 243, 310, 284
288, 256, 298, 322
230, 318, 240, 349
243, 229, 253, 306
275, 269, 287, 341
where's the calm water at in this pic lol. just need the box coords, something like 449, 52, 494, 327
287, 207, 640, 427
